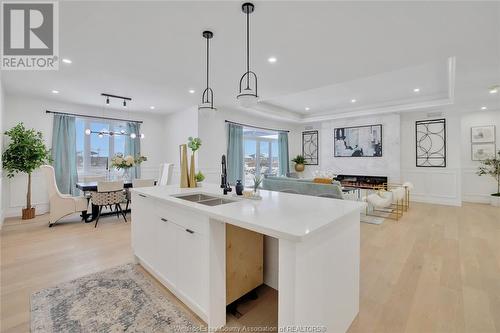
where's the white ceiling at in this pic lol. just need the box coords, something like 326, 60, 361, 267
2, 1, 499, 119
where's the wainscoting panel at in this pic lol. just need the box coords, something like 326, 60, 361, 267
462, 168, 497, 203
401, 168, 461, 206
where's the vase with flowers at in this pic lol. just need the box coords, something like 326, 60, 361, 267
187, 137, 202, 188
111, 153, 147, 180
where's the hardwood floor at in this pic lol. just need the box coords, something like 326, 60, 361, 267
1, 202, 499, 332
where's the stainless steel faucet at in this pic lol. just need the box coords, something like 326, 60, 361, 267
221, 155, 232, 195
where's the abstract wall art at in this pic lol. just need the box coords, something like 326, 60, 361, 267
415, 118, 446, 167
334, 124, 382, 157
302, 130, 319, 165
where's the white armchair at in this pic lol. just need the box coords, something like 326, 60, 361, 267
41, 165, 88, 227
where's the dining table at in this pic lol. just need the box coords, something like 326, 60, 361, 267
76, 180, 150, 222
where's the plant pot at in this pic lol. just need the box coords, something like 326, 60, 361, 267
295, 163, 305, 172
196, 182, 203, 187
490, 194, 500, 207
22, 207, 35, 220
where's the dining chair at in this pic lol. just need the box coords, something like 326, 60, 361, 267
125, 178, 156, 211
91, 180, 127, 228
41, 165, 89, 227
158, 163, 174, 186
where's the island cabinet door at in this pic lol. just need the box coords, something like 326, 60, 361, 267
176, 226, 209, 312
131, 193, 158, 266
155, 216, 178, 287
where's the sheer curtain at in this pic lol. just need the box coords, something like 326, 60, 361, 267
226, 123, 244, 184
278, 132, 290, 176
51, 114, 78, 195
125, 122, 141, 179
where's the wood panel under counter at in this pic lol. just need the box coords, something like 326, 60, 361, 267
226, 224, 264, 305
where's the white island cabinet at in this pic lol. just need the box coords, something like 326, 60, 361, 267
131, 184, 365, 333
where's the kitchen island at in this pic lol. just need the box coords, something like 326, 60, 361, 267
131, 183, 364, 332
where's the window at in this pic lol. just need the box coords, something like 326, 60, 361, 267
243, 128, 280, 185
75, 118, 127, 179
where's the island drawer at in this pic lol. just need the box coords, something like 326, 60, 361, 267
154, 200, 209, 235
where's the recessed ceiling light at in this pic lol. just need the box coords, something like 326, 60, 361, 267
351, 99, 357, 103
189, 89, 195, 94
150, 106, 155, 110
489, 88, 498, 94
481, 106, 487, 110
305, 107, 310, 111
51, 90, 59, 94
62, 58, 72, 64
413, 88, 420, 93
268, 57, 277, 63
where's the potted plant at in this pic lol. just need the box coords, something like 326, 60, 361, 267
187, 137, 202, 188
2, 123, 51, 219
110, 153, 147, 179
252, 174, 263, 198
195, 171, 205, 187
292, 155, 306, 172
477, 150, 500, 207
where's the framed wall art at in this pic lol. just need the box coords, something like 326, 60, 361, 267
415, 118, 446, 167
333, 124, 382, 157
471, 125, 496, 143
471, 143, 496, 161
302, 130, 319, 165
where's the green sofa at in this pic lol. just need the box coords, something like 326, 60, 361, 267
261, 176, 344, 199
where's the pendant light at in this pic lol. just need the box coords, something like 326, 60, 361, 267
199, 31, 216, 111
237, 2, 258, 108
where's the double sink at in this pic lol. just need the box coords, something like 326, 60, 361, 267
174, 193, 236, 206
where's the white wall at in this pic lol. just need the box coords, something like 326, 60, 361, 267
197, 106, 298, 184
163, 106, 199, 184
2, 94, 166, 218
291, 113, 401, 183
400, 109, 462, 206
460, 111, 500, 203
0, 75, 4, 227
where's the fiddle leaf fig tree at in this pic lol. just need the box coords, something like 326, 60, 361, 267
2, 123, 51, 216
477, 150, 500, 196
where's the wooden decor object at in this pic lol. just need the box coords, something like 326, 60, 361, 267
189, 154, 196, 188
179, 144, 190, 188
226, 224, 264, 305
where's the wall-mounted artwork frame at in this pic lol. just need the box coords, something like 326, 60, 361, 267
471, 143, 496, 161
415, 118, 446, 167
302, 130, 319, 165
333, 124, 382, 157
471, 125, 496, 143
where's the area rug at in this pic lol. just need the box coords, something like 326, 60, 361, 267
31, 263, 198, 332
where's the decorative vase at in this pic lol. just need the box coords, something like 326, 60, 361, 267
122, 168, 131, 180
180, 144, 189, 188
235, 180, 244, 195
295, 163, 305, 172
189, 153, 196, 188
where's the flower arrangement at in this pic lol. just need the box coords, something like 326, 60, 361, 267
252, 174, 263, 193
111, 153, 147, 170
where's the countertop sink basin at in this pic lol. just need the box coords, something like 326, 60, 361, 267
174, 193, 236, 206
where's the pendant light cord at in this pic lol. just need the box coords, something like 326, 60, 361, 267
206, 36, 209, 102
246, 9, 250, 89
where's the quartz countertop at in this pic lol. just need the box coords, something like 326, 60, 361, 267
131, 183, 365, 241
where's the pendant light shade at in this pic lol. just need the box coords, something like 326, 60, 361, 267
199, 30, 217, 111
237, 2, 258, 108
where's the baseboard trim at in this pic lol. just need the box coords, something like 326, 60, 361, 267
4, 204, 49, 218
410, 196, 462, 207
